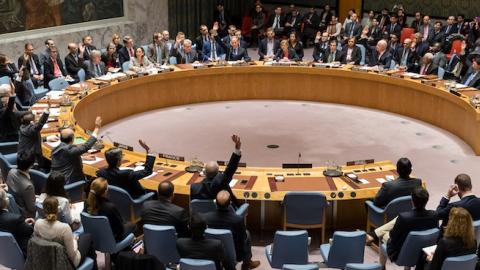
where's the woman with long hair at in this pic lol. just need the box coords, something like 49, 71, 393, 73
130, 47, 153, 70
275, 39, 299, 62
87, 177, 135, 241
37, 172, 76, 225
101, 42, 120, 69
288, 32, 304, 60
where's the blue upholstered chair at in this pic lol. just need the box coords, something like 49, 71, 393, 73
356, 44, 366, 66
48, 77, 69, 91
190, 199, 249, 219
282, 192, 327, 243
320, 231, 366, 269
265, 230, 309, 269
0, 231, 25, 270
438, 67, 446, 80
122, 61, 131, 72
380, 228, 440, 269
107, 185, 154, 223
0, 142, 18, 169
77, 68, 86, 82
65, 180, 87, 203
365, 196, 412, 232
282, 264, 319, 270
80, 212, 135, 268
441, 254, 478, 270
6, 193, 21, 215
345, 263, 383, 270
179, 258, 216, 270
205, 228, 237, 269
77, 257, 95, 270
143, 224, 180, 265
24, 79, 48, 100
169, 56, 177, 65
390, 60, 397, 70
0, 153, 16, 181
473, 219, 480, 243
29, 169, 48, 195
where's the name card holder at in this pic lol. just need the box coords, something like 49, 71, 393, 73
158, 153, 185, 161
113, 142, 134, 151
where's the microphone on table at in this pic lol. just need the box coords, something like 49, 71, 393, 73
297, 152, 302, 175
100, 131, 113, 143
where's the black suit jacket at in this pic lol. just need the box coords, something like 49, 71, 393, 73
96, 155, 155, 199
17, 54, 41, 77
461, 72, 480, 88
0, 210, 33, 256
224, 47, 251, 62
64, 53, 86, 78
343, 22, 362, 39
190, 152, 241, 207
442, 25, 459, 37
274, 48, 299, 61
171, 47, 201, 64
387, 209, 438, 261
373, 177, 422, 208
436, 195, 480, 226
177, 237, 228, 270
429, 236, 477, 270
385, 23, 402, 37
413, 63, 438, 75
431, 31, 445, 45
141, 199, 190, 238
313, 41, 329, 62
340, 46, 361, 65
0, 96, 27, 142
203, 208, 248, 262
118, 46, 136, 66
395, 47, 419, 71
18, 111, 49, 158
258, 39, 280, 60
95, 197, 128, 242
43, 57, 67, 90
82, 45, 97, 60
323, 49, 343, 63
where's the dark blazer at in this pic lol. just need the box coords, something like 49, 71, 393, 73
17, 54, 41, 78
258, 38, 280, 60
0, 210, 33, 256
284, 15, 302, 34
431, 31, 445, 45
0, 96, 27, 142
387, 209, 438, 261
195, 35, 209, 54
202, 40, 225, 61
385, 23, 402, 37
442, 24, 459, 37
340, 46, 361, 65
177, 237, 228, 270
436, 195, 480, 226
323, 49, 343, 63
313, 41, 329, 62
147, 42, 167, 64
415, 41, 430, 57
368, 49, 393, 68
171, 47, 201, 64
50, 135, 97, 183
84, 60, 107, 79
64, 53, 85, 79
267, 14, 286, 33
429, 237, 477, 270
368, 26, 383, 44
18, 111, 49, 158
461, 72, 480, 88
96, 197, 129, 242
203, 208, 249, 262
373, 177, 422, 208
0, 63, 18, 79
43, 57, 67, 90
302, 12, 320, 34
224, 46, 251, 62
141, 199, 190, 238
414, 63, 439, 75
395, 46, 419, 71
419, 25, 434, 43
190, 152, 241, 207
274, 48, 299, 61
118, 46, 135, 66
101, 53, 120, 69
82, 45, 97, 60
96, 155, 155, 199
290, 42, 304, 60
343, 21, 362, 39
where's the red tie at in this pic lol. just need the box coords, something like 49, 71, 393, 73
129, 48, 134, 57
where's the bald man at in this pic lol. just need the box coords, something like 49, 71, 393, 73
51, 116, 102, 183
190, 135, 242, 207
203, 190, 260, 270
64, 42, 86, 81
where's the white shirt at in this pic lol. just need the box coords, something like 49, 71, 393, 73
267, 39, 274, 56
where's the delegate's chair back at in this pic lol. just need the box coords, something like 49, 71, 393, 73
143, 224, 180, 265
29, 169, 48, 195
190, 199, 217, 214
282, 264, 319, 270
0, 76, 10, 84
395, 228, 440, 267
106, 185, 134, 222
122, 61, 130, 71
268, 230, 309, 269
78, 68, 86, 82
321, 231, 366, 269
205, 228, 237, 268
48, 77, 69, 91
356, 44, 366, 66
0, 231, 25, 270
383, 196, 412, 221
473, 219, 480, 243
0, 153, 14, 181
179, 258, 216, 270
438, 67, 446, 79
440, 254, 478, 270
345, 263, 383, 270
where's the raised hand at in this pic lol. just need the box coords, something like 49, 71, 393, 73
231, 134, 241, 150
94, 116, 102, 128
447, 184, 459, 198
138, 139, 150, 153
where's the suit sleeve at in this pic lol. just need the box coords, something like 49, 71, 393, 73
387, 215, 405, 257
66, 135, 97, 156
130, 154, 155, 181
258, 41, 266, 59
177, 208, 191, 238
24, 184, 37, 218
222, 152, 241, 184
435, 197, 452, 221
30, 111, 50, 133
373, 182, 389, 207
243, 49, 251, 62
429, 238, 448, 270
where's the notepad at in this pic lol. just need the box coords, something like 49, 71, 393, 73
376, 178, 387, 183
423, 245, 437, 255
46, 140, 61, 148
144, 172, 158, 179
82, 156, 104, 165
359, 179, 369, 184
386, 175, 395, 181
229, 179, 238, 187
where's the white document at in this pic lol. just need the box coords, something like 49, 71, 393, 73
82, 156, 104, 165
144, 172, 158, 179
376, 178, 387, 183
422, 245, 437, 255
229, 179, 238, 187
359, 179, 369, 184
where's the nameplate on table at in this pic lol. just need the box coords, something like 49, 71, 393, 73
158, 153, 185, 161
282, 163, 313, 169
217, 161, 247, 168
346, 159, 375, 166
449, 90, 461, 97
113, 142, 134, 151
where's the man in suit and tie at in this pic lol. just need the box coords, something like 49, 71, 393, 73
0, 188, 34, 256
411, 12, 422, 31
85, 50, 106, 79
222, 37, 251, 62
415, 53, 438, 75
118, 35, 136, 66
431, 42, 447, 68
171, 39, 201, 64
18, 43, 43, 87
456, 14, 469, 35
141, 181, 190, 238
302, 7, 320, 46
51, 116, 101, 183
190, 135, 242, 207
387, 33, 401, 55
313, 32, 330, 62
323, 40, 342, 63
195, 25, 210, 55
284, 9, 301, 35
43, 46, 71, 90
39, 39, 57, 67
373, 158, 422, 208
419, 16, 434, 44
385, 14, 402, 38
18, 104, 49, 171
268, 7, 285, 37
81, 36, 97, 60
413, 32, 430, 57
360, 39, 393, 68
436, 173, 480, 226
376, 8, 390, 30
340, 37, 361, 64
258, 28, 280, 61
213, 3, 231, 37
97, 139, 155, 199
431, 21, 446, 45
395, 38, 419, 71
343, 13, 362, 43
6, 152, 37, 218
460, 57, 480, 88
203, 29, 225, 62
147, 33, 167, 65
161, 30, 174, 58
443, 16, 458, 37
65, 43, 86, 81
203, 191, 261, 270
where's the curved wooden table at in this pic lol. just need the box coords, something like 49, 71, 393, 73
39, 64, 479, 230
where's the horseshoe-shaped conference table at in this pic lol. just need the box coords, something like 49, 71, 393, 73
37, 63, 480, 231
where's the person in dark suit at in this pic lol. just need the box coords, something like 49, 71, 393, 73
203, 29, 225, 62
414, 53, 439, 75
411, 12, 422, 31
363, 39, 393, 68
313, 32, 330, 62
213, 3, 231, 37
102, 43, 120, 70
302, 7, 320, 46
86, 177, 135, 242
367, 18, 383, 46
118, 36, 136, 66
203, 190, 260, 270
221, 37, 251, 62
0, 188, 34, 256
432, 21, 446, 45
177, 213, 228, 270
274, 40, 299, 61
97, 140, 154, 199
387, 33, 401, 55
460, 57, 480, 88
0, 54, 19, 79
376, 8, 390, 30
443, 16, 459, 37
258, 28, 280, 61
323, 40, 343, 63
395, 38, 419, 72
18, 105, 49, 170
43, 46, 71, 90
318, 4, 333, 31
373, 158, 422, 208
267, 7, 286, 37
340, 37, 361, 65
456, 15, 469, 36
288, 32, 304, 60
284, 9, 301, 35
6, 152, 36, 218
80, 36, 97, 60
171, 39, 202, 64
195, 25, 210, 55
51, 117, 101, 183
148, 33, 167, 65
413, 33, 430, 58
190, 135, 242, 208
64, 43, 86, 81
436, 174, 480, 226
342, 13, 362, 42
84, 50, 107, 79
250, 4, 266, 48
18, 43, 43, 88
384, 14, 402, 38
419, 16, 434, 44
0, 85, 28, 142
141, 181, 189, 238
421, 207, 477, 270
